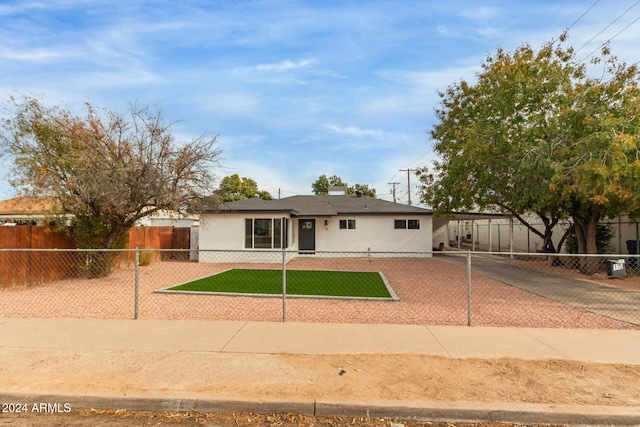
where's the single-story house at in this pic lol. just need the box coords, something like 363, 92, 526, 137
0, 196, 197, 228
0, 196, 61, 225
199, 190, 435, 263
135, 208, 198, 228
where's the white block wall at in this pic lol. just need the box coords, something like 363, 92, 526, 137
199, 213, 433, 262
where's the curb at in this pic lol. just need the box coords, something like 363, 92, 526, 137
2, 392, 640, 426
315, 400, 640, 426
0, 392, 315, 416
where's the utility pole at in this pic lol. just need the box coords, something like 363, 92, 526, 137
399, 169, 416, 205
388, 182, 400, 203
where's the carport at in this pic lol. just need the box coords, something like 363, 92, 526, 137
437, 212, 513, 252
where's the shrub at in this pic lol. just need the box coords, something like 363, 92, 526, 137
138, 251, 156, 266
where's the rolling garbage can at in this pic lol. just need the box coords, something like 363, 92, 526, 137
606, 259, 626, 277
626, 240, 639, 273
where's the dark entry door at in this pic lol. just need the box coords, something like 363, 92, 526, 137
298, 219, 316, 253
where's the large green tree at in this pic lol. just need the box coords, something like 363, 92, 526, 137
215, 174, 273, 202
1, 96, 221, 276
311, 174, 376, 197
419, 39, 579, 252
420, 35, 640, 265
552, 51, 640, 260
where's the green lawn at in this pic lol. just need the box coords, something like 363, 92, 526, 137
167, 268, 392, 298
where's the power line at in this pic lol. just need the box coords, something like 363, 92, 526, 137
566, 0, 601, 31
580, 14, 640, 62
575, 0, 640, 55
385, 144, 440, 206
388, 181, 400, 203
399, 169, 417, 206
395, 187, 410, 205
402, 150, 433, 168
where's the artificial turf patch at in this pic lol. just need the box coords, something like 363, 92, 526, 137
166, 268, 392, 298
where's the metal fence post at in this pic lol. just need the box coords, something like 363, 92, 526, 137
282, 247, 287, 322
509, 217, 515, 259
467, 250, 472, 326
134, 248, 140, 320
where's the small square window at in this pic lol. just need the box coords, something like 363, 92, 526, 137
394, 220, 407, 229
408, 219, 420, 230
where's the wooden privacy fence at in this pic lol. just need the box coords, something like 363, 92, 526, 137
121, 226, 191, 264
0, 227, 77, 286
0, 225, 191, 250
0, 226, 191, 287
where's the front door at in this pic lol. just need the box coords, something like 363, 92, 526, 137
298, 219, 316, 253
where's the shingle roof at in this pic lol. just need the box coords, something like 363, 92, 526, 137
214, 195, 432, 217
0, 196, 56, 215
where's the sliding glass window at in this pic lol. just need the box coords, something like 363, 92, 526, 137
245, 218, 287, 249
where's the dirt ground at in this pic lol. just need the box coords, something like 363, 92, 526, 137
2, 354, 639, 426
0, 410, 570, 427
0, 410, 569, 427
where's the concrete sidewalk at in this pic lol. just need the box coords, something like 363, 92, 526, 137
1, 318, 640, 425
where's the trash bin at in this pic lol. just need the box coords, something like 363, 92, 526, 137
606, 259, 626, 277
626, 240, 639, 273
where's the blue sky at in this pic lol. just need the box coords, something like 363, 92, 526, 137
1, 0, 639, 204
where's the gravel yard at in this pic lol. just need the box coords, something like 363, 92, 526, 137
1, 256, 637, 329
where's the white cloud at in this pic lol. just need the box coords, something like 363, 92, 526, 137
0, 48, 60, 61
0, 2, 47, 15
436, 25, 457, 37
474, 26, 502, 38
221, 159, 312, 197
214, 132, 268, 155
459, 7, 501, 22
236, 58, 316, 74
192, 92, 263, 118
85, 69, 163, 88
257, 58, 315, 73
325, 124, 384, 138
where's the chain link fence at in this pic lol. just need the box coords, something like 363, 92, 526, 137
0, 248, 638, 329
